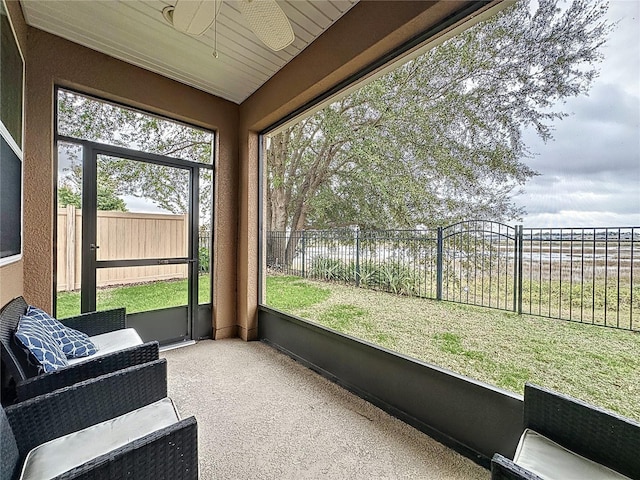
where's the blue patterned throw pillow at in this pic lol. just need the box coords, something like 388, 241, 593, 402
26, 306, 98, 359
15, 315, 69, 373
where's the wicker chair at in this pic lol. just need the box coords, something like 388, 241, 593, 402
1, 359, 198, 480
0, 296, 159, 402
491, 383, 640, 480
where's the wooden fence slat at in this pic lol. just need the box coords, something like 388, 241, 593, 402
57, 209, 189, 292
66, 205, 75, 292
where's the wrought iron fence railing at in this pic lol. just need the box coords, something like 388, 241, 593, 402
266, 222, 639, 331
198, 235, 211, 273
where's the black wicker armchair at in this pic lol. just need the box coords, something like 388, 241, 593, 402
1, 359, 198, 480
0, 296, 159, 403
491, 383, 639, 480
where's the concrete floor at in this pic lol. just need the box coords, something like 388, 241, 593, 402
163, 339, 489, 480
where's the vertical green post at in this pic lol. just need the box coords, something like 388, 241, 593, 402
517, 225, 523, 314
301, 230, 306, 278
436, 227, 443, 301
512, 225, 518, 312
355, 227, 361, 287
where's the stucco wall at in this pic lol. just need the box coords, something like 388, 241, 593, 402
3, 0, 239, 338
0, 0, 27, 308
3, 0, 499, 339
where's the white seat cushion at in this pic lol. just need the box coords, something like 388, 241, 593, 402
20, 398, 180, 480
513, 429, 630, 480
66, 328, 143, 366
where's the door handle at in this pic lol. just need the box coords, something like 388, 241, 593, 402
89, 244, 100, 251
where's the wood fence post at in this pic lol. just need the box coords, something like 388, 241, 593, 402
66, 204, 76, 291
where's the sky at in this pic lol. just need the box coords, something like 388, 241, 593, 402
514, 0, 640, 228
57, 1, 639, 227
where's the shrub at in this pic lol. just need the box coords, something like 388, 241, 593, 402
308, 257, 424, 297
199, 246, 210, 273
309, 257, 353, 282
376, 261, 423, 296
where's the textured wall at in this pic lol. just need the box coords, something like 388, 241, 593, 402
2, 0, 499, 338
14, 10, 238, 337
0, 1, 27, 308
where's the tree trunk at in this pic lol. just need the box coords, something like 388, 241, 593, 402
266, 131, 290, 267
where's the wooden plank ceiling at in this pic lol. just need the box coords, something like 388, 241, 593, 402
20, 0, 359, 104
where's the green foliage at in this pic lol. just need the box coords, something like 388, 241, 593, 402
433, 332, 466, 355
96, 184, 127, 211
267, 0, 613, 240
57, 90, 213, 216
57, 185, 81, 208
309, 257, 353, 282
374, 262, 423, 296
198, 247, 210, 273
523, 280, 640, 312
56, 275, 211, 318
58, 157, 128, 211
520, 280, 640, 328
58, 91, 213, 164
319, 304, 368, 331
498, 364, 532, 392
58, 183, 127, 211
309, 257, 424, 297
265, 276, 330, 310
433, 332, 488, 363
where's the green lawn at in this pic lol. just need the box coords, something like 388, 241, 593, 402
304, 257, 640, 329
266, 275, 640, 422
56, 275, 211, 319
56, 274, 639, 421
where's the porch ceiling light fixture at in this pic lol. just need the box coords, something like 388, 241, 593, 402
162, 0, 294, 52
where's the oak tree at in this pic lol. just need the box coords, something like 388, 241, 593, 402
266, 0, 612, 261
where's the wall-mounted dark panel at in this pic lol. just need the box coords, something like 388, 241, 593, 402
196, 304, 213, 340
0, 136, 21, 260
127, 306, 188, 345
258, 306, 523, 467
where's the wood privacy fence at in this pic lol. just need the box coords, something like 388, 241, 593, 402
57, 206, 188, 291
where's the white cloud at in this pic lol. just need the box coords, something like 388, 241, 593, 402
121, 195, 172, 214
516, 0, 640, 228
523, 211, 639, 228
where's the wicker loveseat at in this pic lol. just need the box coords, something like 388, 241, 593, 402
0, 296, 159, 402
1, 359, 198, 480
491, 383, 640, 480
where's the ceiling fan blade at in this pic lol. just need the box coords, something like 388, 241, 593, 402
238, 0, 294, 51
170, 0, 222, 36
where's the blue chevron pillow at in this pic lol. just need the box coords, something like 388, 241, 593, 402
26, 306, 98, 359
15, 315, 68, 373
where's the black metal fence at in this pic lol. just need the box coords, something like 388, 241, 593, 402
198, 234, 211, 273
266, 221, 639, 331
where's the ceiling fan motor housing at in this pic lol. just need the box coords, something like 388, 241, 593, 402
164, 0, 294, 51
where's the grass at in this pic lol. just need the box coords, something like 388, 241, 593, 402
304, 256, 640, 329
56, 275, 211, 319
56, 274, 639, 421
265, 276, 330, 310
265, 275, 640, 421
